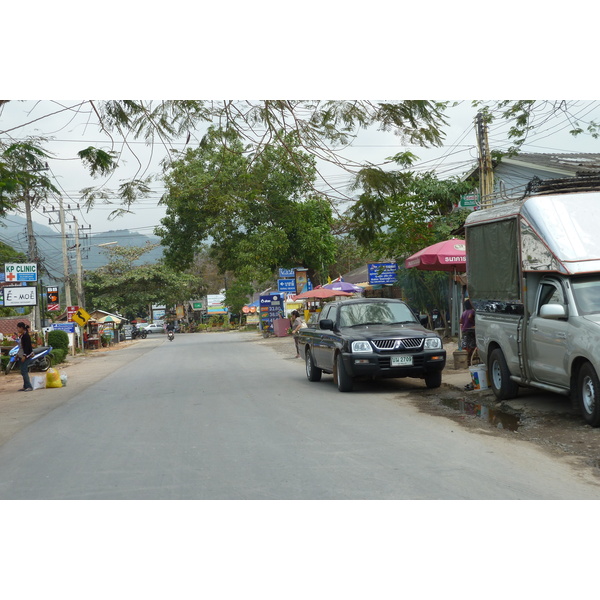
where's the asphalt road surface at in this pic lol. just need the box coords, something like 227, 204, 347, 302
1, 331, 599, 499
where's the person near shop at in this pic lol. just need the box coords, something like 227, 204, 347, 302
291, 310, 307, 358
460, 299, 476, 362
16, 322, 34, 392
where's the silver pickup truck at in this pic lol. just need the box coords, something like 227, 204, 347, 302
465, 183, 600, 427
297, 298, 446, 392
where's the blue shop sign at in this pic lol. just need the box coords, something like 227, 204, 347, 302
368, 262, 398, 284
278, 278, 297, 293
52, 323, 76, 333
279, 268, 296, 278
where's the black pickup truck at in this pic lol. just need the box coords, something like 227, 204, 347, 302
297, 298, 446, 392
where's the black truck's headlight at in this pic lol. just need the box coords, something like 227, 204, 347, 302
351, 341, 372, 353
424, 337, 442, 349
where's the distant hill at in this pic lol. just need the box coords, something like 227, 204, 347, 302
0, 213, 165, 284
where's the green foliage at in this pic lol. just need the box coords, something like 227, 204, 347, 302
48, 330, 69, 353
50, 348, 66, 364
0, 138, 58, 214
346, 168, 474, 258
83, 243, 203, 317
225, 279, 254, 316
0, 240, 27, 264
157, 126, 337, 280
77, 147, 118, 176
398, 269, 449, 315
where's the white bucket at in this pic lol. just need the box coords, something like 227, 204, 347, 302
469, 364, 490, 390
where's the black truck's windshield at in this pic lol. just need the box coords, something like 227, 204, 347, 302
338, 302, 417, 327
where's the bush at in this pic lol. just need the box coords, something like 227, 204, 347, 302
48, 330, 69, 353
50, 348, 67, 364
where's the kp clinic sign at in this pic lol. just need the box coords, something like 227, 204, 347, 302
4, 263, 38, 283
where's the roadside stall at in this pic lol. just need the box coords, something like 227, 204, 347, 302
293, 288, 353, 323
84, 318, 101, 349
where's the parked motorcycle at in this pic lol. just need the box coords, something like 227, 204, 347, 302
167, 330, 174, 342
131, 328, 147, 340
4, 344, 53, 375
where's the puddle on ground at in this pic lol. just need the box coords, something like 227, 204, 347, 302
441, 397, 520, 431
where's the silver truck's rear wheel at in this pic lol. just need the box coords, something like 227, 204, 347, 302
305, 349, 322, 382
489, 348, 519, 400
578, 362, 600, 427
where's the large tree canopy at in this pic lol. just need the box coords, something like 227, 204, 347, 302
156, 127, 337, 281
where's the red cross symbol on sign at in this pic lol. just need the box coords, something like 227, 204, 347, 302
6, 272, 16, 282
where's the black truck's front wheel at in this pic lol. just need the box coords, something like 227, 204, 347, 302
305, 349, 322, 382
335, 354, 353, 392
424, 371, 442, 389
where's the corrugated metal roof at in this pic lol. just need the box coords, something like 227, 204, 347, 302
502, 153, 600, 175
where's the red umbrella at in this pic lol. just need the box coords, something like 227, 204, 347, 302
294, 288, 353, 300
404, 238, 466, 272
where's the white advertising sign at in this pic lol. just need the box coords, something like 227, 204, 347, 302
3, 286, 37, 306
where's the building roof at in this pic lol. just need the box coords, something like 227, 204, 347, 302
0, 316, 32, 338
465, 152, 600, 180
501, 153, 600, 176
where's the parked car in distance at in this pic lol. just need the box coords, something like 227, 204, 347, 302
141, 323, 164, 334
297, 298, 446, 392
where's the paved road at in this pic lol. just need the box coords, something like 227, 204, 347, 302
0, 331, 599, 499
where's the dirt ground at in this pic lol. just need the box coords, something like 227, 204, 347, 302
255, 333, 600, 479
2, 333, 600, 479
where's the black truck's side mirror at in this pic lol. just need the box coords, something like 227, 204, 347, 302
319, 319, 334, 331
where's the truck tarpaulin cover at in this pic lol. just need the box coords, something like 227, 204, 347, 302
467, 218, 520, 301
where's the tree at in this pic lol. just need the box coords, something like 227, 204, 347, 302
0, 138, 58, 217
397, 269, 450, 324
224, 279, 254, 323
345, 159, 475, 259
83, 244, 202, 319
0, 240, 26, 265
157, 127, 337, 283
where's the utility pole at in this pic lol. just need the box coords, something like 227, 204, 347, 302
23, 187, 42, 331
45, 197, 74, 309
475, 112, 494, 208
74, 216, 85, 309
59, 198, 72, 308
